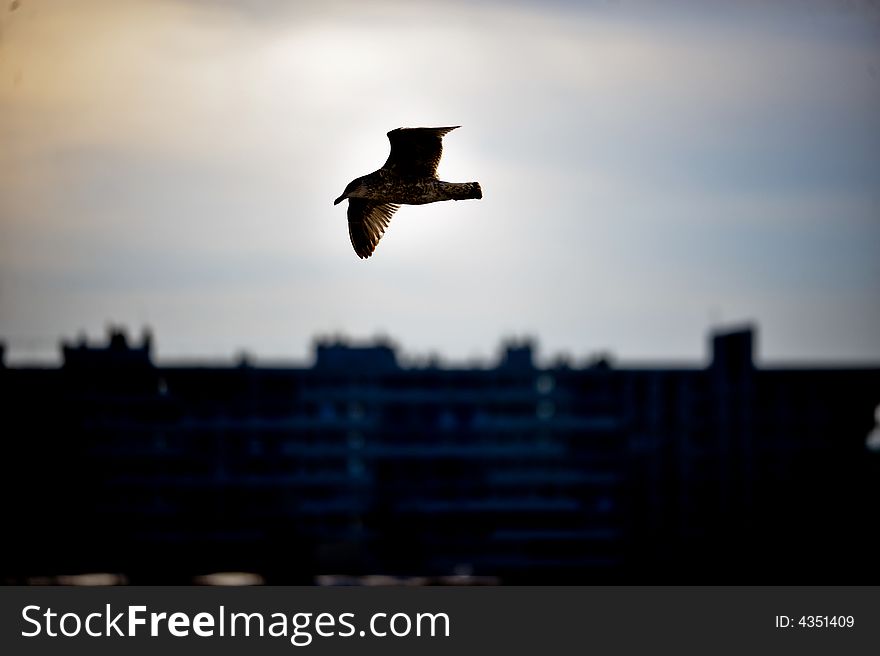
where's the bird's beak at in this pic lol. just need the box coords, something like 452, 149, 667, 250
333, 195, 345, 205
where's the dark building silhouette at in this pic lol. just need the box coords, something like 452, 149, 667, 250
2, 326, 878, 583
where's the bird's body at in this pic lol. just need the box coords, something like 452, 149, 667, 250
334, 126, 482, 258
343, 169, 481, 205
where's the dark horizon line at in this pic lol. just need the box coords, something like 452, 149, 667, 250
3, 322, 880, 371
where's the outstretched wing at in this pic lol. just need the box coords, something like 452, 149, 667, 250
383, 126, 459, 178
347, 199, 400, 259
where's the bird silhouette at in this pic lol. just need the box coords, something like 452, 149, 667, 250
334, 126, 482, 258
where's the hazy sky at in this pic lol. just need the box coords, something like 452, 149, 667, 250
1, 0, 879, 365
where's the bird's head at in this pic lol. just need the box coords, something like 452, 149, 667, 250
334, 176, 369, 205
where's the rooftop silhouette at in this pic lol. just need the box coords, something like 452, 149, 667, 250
1, 325, 878, 584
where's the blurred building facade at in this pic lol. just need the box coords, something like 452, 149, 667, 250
2, 327, 878, 583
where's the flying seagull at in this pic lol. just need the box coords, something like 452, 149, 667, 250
334, 126, 482, 258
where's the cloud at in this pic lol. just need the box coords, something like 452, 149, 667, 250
1, 0, 878, 363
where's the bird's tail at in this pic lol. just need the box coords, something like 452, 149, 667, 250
443, 181, 482, 201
